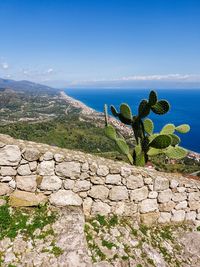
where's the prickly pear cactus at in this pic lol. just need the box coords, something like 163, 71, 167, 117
103, 90, 190, 167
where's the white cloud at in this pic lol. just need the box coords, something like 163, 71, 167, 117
47, 68, 53, 74
1, 62, 9, 70
120, 74, 200, 82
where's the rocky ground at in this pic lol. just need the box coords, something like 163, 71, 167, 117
0, 201, 200, 267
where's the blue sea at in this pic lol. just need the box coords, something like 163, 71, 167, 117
65, 89, 200, 153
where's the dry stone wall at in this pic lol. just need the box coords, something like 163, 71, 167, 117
0, 134, 200, 225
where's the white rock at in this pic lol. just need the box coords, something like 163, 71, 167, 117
172, 192, 187, 202
171, 210, 185, 222
82, 162, 89, 172
37, 160, 55, 175
97, 165, 109, 176
16, 175, 37, 192
63, 179, 75, 190
105, 174, 121, 185
55, 162, 81, 178
148, 191, 158, 199
109, 186, 128, 201
0, 145, 21, 166
130, 186, 148, 202
49, 190, 82, 206
0, 183, 12, 195
74, 180, 91, 192
185, 211, 196, 221
126, 175, 144, 189
89, 185, 109, 201
83, 197, 93, 216
9, 179, 16, 189
0, 176, 12, 182
139, 199, 158, 213
158, 212, 171, 223
29, 161, 37, 171
175, 200, 187, 210
23, 147, 40, 161
154, 176, 169, 191
43, 151, 54, 160
17, 164, 31, 176
170, 179, 179, 189
54, 153, 65, 162
158, 189, 172, 203
0, 166, 17, 176
40, 176, 62, 191
91, 201, 111, 215
121, 167, 131, 177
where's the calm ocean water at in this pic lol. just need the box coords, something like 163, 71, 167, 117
65, 89, 200, 153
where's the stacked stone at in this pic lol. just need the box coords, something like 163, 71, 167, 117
0, 143, 200, 226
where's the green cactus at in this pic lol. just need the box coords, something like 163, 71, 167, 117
103, 90, 190, 167
143, 118, 154, 135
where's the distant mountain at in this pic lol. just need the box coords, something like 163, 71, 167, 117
0, 78, 59, 95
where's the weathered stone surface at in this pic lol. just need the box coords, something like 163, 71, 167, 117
181, 232, 200, 257
109, 186, 128, 201
29, 161, 37, 171
185, 211, 196, 221
91, 176, 105, 185
121, 167, 131, 177
175, 200, 187, 210
54, 153, 65, 162
126, 175, 144, 189
105, 174, 121, 185
43, 151, 54, 161
23, 147, 40, 161
188, 192, 200, 201
17, 164, 31, 176
189, 200, 200, 210
55, 162, 81, 178
0, 175, 12, 182
16, 175, 37, 192
158, 212, 171, 223
97, 165, 109, 177
170, 179, 179, 189
123, 202, 138, 216
140, 212, 159, 225
89, 185, 109, 201
0, 166, 17, 176
158, 189, 172, 203
130, 186, 148, 202
40, 176, 62, 191
74, 180, 91, 192
172, 192, 187, 202
148, 191, 158, 199
49, 190, 82, 206
171, 210, 185, 222
0, 183, 12, 195
63, 179, 75, 190
9, 191, 47, 206
139, 199, 158, 213
91, 201, 111, 215
159, 201, 176, 212
37, 160, 55, 175
81, 162, 89, 172
0, 145, 21, 166
83, 197, 93, 216
154, 177, 169, 191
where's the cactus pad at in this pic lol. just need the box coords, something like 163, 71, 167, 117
165, 146, 187, 159
104, 125, 117, 141
148, 90, 157, 106
175, 124, 190, 133
143, 118, 154, 134
149, 134, 172, 149
151, 100, 170, 114
169, 134, 180, 146
147, 147, 162, 156
120, 103, 132, 120
138, 100, 150, 118
110, 105, 118, 117
160, 124, 175, 134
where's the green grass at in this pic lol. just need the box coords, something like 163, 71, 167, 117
0, 204, 57, 240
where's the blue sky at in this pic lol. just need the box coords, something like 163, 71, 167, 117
0, 0, 200, 88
